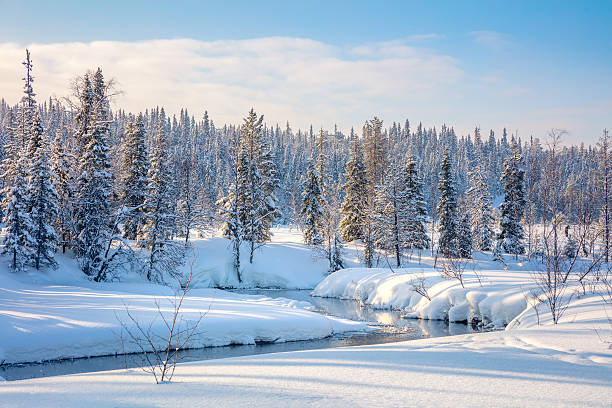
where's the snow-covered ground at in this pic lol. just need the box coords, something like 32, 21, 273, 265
2, 228, 611, 406
0, 227, 367, 364
1, 320, 610, 407
184, 227, 360, 289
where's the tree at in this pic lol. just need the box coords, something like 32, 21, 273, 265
27, 111, 58, 269
402, 155, 430, 252
74, 69, 114, 281
141, 112, 183, 282
1, 49, 36, 271
457, 211, 473, 259
598, 129, 611, 263
466, 164, 494, 251
437, 149, 458, 257
497, 142, 526, 257
373, 163, 405, 267
50, 133, 75, 253
120, 114, 149, 240
340, 136, 368, 242
300, 155, 324, 246
238, 109, 279, 264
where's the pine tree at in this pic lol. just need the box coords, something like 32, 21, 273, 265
239, 109, 278, 263
141, 111, 182, 281
120, 114, 148, 239
300, 155, 324, 245
217, 132, 247, 282
457, 211, 473, 258
27, 112, 58, 269
466, 164, 494, 251
402, 155, 430, 251
2, 49, 36, 271
2, 159, 34, 271
74, 69, 113, 280
373, 163, 404, 267
437, 148, 458, 257
50, 133, 75, 253
339, 137, 368, 242
497, 143, 526, 257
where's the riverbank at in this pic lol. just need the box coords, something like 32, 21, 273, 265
1, 323, 610, 407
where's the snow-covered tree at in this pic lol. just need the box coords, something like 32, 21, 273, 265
120, 114, 148, 240
373, 163, 405, 266
2, 159, 34, 271
497, 143, 526, 256
300, 155, 324, 246
27, 111, 58, 269
402, 155, 430, 251
339, 137, 368, 242
50, 133, 75, 253
141, 111, 182, 282
457, 211, 473, 258
74, 69, 114, 280
437, 149, 458, 257
466, 164, 494, 251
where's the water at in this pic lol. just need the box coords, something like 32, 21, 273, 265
0, 289, 480, 381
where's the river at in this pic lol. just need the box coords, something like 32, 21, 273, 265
0, 289, 480, 381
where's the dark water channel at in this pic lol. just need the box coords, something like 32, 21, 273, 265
1, 289, 480, 381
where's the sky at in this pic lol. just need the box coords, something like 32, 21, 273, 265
0, 0, 611, 143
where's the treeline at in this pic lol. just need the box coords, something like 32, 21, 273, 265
0, 50, 609, 281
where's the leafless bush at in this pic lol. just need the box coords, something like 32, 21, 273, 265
439, 257, 467, 288
410, 272, 431, 301
118, 266, 206, 383
522, 288, 542, 326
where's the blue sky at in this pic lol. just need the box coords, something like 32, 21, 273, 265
0, 0, 610, 143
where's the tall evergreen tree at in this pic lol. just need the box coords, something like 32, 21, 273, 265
50, 133, 75, 253
120, 114, 148, 239
27, 111, 58, 269
141, 111, 182, 281
402, 155, 430, 251
466, 164, 494, 251
457, 211, 473, 258
300, 155, 324, 246
437, 149, 458, 257
497, 143, 526, 256
373, 163, 405, 266
339, 137, 368, 242
74, 69, 113, 280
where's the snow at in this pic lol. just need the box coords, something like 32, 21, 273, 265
313, 252, 557, 328
184, 227, 354, 289
0, 229, 368, 364
1, 317, 610, 407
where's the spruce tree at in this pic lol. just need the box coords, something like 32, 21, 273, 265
339, 137, 368, 242
457, 211, 473, 258
120, 114, 148, 239
141, 111, 182, 281
300, 155, 324, 246
497, 143, 526, 256
50, 133, 75, 253
466, 164, 494, 251
27, 111, 58, 269
402, 155, 430, 251
2, 158, 34, 271
373, 163, 404, 267
437, 149, 458, 257
74, 69, 113, 280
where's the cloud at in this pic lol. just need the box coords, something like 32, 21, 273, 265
0, 37, 463, 131
469, 30, 514, 50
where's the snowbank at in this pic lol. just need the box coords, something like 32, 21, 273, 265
0, 273, 366, 365
312, 253, 601, 329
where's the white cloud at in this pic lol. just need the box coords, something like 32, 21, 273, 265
469, 30, 514, 50
0, 37, 463, 131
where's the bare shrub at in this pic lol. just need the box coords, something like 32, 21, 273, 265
118, 266, 207, 383
439, 257, 467, 288
410, 272, 431, 301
